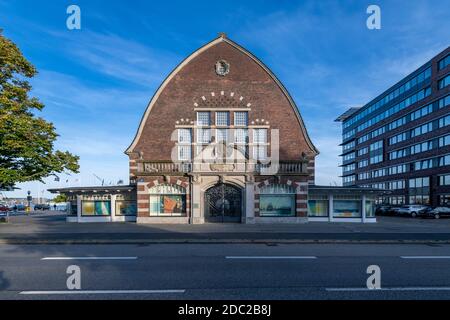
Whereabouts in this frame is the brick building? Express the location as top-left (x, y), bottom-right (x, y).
top-left (50, 34), bottom-right (381, 224)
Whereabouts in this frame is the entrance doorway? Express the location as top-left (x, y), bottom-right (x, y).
top-left (204, 183), bottom-right (242, 223)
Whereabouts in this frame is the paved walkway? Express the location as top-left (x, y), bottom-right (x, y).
top-left (1, 212), bottom-right (450, 244)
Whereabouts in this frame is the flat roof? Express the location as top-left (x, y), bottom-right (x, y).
top-left (309, 185), bottom-right (389, 194)
top-left (334, 107), bottom-right (362, 122)
top-left (47, 185), bottom-right (136, 194)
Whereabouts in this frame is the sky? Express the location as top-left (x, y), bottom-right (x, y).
top-left (0, 0), bottom-right (449, 199)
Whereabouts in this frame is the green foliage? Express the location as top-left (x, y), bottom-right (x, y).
top-left (0, 31), bottom-right (79, 189)
top-left (53, 194), bottom-right (68, 203)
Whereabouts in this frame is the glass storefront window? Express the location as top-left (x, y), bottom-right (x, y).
top-left (149, 184), bottom-right (187, 217)
top-left (116, 200), bottom-right (137, 216)
top-left (260, 195), bottom-right (295, 217)
top-left (333, 200), bottom-right (361, 218)
top-left (81, 201), bottom-right (111, 216)
top-left (149, 194), bottom-right (186, 216)
top-left (365, 200), bottom-right (375, 218)
top-left (308, 200), bottom-right (329, 217)
top-left (69, 201), bottom-right (77, 216)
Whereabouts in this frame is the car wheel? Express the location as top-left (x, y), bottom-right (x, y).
top-left (434, 214), bottom-right (440, 219)
top-left (411, 212), bottom-right (417, 218)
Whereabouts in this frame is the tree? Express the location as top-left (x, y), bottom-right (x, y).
top-left (0, 31), bottom-right (79, 189)
top-left (53, 194), bottom-right (68, 203)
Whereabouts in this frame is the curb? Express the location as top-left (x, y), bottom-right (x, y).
top-left (2, 239), bottom-right (450, 245)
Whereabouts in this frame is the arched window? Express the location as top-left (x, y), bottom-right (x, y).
top-left (259, 184), bottom-right (295, 217)
top-left (149, 184), bottom-right (186, 217)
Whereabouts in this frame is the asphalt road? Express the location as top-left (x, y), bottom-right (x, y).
top-left (3, 243), bottom-right (450, 300)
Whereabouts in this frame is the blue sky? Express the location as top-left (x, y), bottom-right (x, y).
top-left (1, 0), bottom-right (449, 198)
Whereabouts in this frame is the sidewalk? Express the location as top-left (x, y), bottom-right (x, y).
top-left (2, 213), bottom-right (450, 244)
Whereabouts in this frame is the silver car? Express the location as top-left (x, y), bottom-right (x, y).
top-left (396, 205), bottom-right (429, 218)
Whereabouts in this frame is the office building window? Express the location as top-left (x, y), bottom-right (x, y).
top-left (439, 135), bottom-right (450, 147)
top-left (358, 159), bottom-right (369, 168)
top-left (370, 154), bottom-right (383, 164)
top-left (411, 122), bottom-right (432, 138)
top-left (357, 147), bottom-right (369, 156)
top-left (439, 174), bottom-right (450, 186)
top-left (410, 104), bottom-right (433, 121)
top-left (439, 115), bottom-right (450, 128)
top-left (370, 140), bottom-right (383, 152)
top-left (439, 154), bottom-right (450, 167)
top-left (439, 75), bottom-right (450, 89)
top-left (389, 132), bottom-right (407, 145)
top-left (439, 54), bottom-right (450, 70)
top-left (439, 95), bottom-right (450, 109)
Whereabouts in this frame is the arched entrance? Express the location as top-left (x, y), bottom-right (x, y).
top-left (204, 183), bottom-right (242, 223)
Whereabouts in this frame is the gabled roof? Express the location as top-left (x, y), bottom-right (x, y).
top-left (125, 33), bottom-right (319, 155)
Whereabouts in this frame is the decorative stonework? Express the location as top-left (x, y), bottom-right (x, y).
top-left (215, 60), bottom-right (230, 76)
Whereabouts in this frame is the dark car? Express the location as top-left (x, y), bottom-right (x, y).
top-left (375, 205), bottom-right (393, 216)
top-left (419, 206), bottom-right (450, 219)
top-left (0, 205), bottom-right (9, 212)
top-left (34, 204), bottom-right (50, 211)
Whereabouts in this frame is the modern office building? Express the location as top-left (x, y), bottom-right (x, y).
top-left (49, 34), bottom-right (381, 224)
top-left (336, 47), bottom-right (450, 207)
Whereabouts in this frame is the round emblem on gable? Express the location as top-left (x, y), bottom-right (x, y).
top-left (215, 60), bottom-right (230, 76)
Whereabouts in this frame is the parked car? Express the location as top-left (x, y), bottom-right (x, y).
top-left (0, 204), bottom-right (9, 212)
top-left (34, 204), bottom-right (50, 211)
top-left (375, 205), bottom-right (394, 216)
top-left (419, 206), bottom-right (450, 219)
top-left (396, 205), bottom-right (429, 218)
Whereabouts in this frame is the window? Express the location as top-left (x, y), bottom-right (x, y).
top-left (439, 54), bottom-right (450, 70)
top-left (234, 112), bottom-right (248, 126)
top-left (372, 168), bottom-right (386, 178)
top-left (215, 128), bottom-right (228, 142)
top-left (357, 147), bottom-right (369, 156)
top-left (439, 154), bottom-right (450, 167)
top-left (388, 164), bottom-right (407, 175)
top-left (308, 196), bottom-right (329, 217)
top-left (358, 134), bottom-right (370, 144)
top-left (371, 126), bottom-right (385, 138)
top-left (414, 159), bottom-right (433, 171)
top-left (343, 129), bottom-right (355, 140)
top-left (439, 75), bottom-right (450, 89)
top-left (439, 95), bottom-right (450, 109)
top-left (343, 68), bottom-right (431, 130)
top-left (343, 152), bottom-right (355, 162)
top-left (343, 175), bottom-right (355, 185)
top-left (333, 195), bottom-right (361, 218)
top-left (178, 128), bottom-right (192, 161)
top-left (259, 184), bottom-right (296, 217)
top-left (149, 184), bottom-right (186, 217)
top-left (439, 175), bottom-right (450, 186)
top-left (343, 140), bottom-right (355, 152)
top-left (197, 128), bottom-right (211, 143)
top-left (365, 199), bottom-right (376, 218)
top-left (216, 112), bottom-right (230, 126)
top-left (253, 146), bottom-right (267, 160)
top-left (358, 172), bottom-right (370, 180)
top-left (370, 154), bottom-right (383, 164)
top-left (370, 140), bottom-right (383, 152)
top-left (410, 104), bottom-right (433, 121)
top-left (440, 195), bottom-right (450, 206)
top-left (343, 163), bottom-right (356, 173)
top-left (253, 129), bottom-right (267, 143)
top-left (439, 115), bottom-right (450, 128)
top-left (410, 141), bottom-right (433, 155)
top-left (358, 159), bottom-right (369, 168)
top-left (388, 116), bottom-right (407, 131)
top-left (234, 128), bottom-right (248, 144)
top-left (115, 201), bottom-right (137, 216)
top-left (389, 132), bottom-right (407, 145)
top-left (197, 111), bottom-right (211, 126)
top-left (388, 180), bottom-right (405, 190)
top-left (411, 122), bottom-right (432, 137)
top-left (81, 201), bottom-right (111, 216)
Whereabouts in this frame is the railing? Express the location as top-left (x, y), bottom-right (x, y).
top-left (138, 161), bottom-right (308, 175)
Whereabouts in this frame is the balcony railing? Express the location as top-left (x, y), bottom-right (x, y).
top-left (137, 161), bottom-right (308, 175)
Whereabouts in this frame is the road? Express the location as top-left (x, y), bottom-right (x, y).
top-left (2, 243), bottom-right (450, 299)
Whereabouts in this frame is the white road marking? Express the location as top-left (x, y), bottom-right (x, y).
top-left (400, 256), bottom-right (450, 259)
top-left (41, 257), bottom-right (138, 261)
top-left (225, 256), bottom-right (317, 259)
top-left (19, 289), bottom-right (185, 295)
top-left (327, 287), bottom-right (450, 292)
